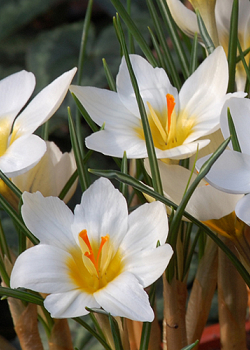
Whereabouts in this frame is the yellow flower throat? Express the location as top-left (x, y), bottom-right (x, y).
top-left (136, 94), bottom-right (196, 151)
top-left (67, 229), bottom-right (123, 293)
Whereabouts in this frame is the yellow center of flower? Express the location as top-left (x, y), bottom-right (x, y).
top-left (66, 229), bottom-right (123, 293)
top-left (0, 117), bottom-right (12, 157)
top-left (135, 94), bottom-right (196, 153)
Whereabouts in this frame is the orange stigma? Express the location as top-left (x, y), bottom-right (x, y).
top-left (79, 229), bottom-right (109, 276)
top-left (166, 94), bottom-right (175, 133)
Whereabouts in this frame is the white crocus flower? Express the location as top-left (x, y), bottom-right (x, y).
top-left (166, 0), bottom-right (250, 90)
top-left (12, 141), bottom-right (77, 203)
top-left (10, 178), bottom-right (173, 321)
top-left (196, 97), bottom-right (250, 225)
top-left (70, 47), bottom-right (238, 161)
top-left (0, 68), bottom-right (76, 177)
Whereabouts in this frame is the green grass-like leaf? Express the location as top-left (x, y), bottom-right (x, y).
top-left (227, 0), bottom-right (238, 92)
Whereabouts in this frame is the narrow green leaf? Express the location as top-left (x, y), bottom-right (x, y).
top-left (0, 256), bottom-right (10, 287)
top-left (227, 107), bottom-right (241, 152)
top-left (182, 228), bottom-right (201, 280)
top-left (109, 314), bottom-right (124, 350)
top-left (155, 0), bottom-right (190, 79)
top-left (237, 39), bottom-right (250, 90)
top-left (59, 169), bottom-right (78, 201)
top-left (236, 46), bottom-right (250, 63)
top-left (110, 0), bottom-right (158, 67)
top-left (0, 170), bottom-right (22, 199)
top-left (114, 14), bottom-right (163, 195)
top-left (71, 93), bottom-right (99, 133)
top-left (181, 340), bottom-right (199, 350)
top-left (146, 0), bottom-right (182, 89)
top-left (68, 107), bottom-right (90, 191)
top-left (0, 286), bottom-right (44, 305)
top-left (76, 0), bottom-right (94, 156)
top-left (73, 317), bottom-right (112, 350)
top-left (126, 0), bottom-right (135, 54)
top-left (120, 152), bottom-right (128, 198)
top-left (102, 58), bottom-right (117, 92)
top-left (0, 219), bottom-right (11, 262)
top-left (196, 10), bottom-right (215, 54)
top-left (41, 120), bottom-right (49, 141)
top-left (189, 32), bottom-right (198, 75)
top-left (227, 0), bottom-right (238, 92)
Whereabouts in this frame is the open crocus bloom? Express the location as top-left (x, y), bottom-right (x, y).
top-left (196, 97), bottom-right (250, 225)
top-left (0, 67), bottom-right (76, 177)
top-left (166, 0), bottom-right (250, 90)
top-left (12, 141), bottom-right (77, 203)
top-left (10, 178), bottom-right (173, 321)
top-left (70, 47), bottom-right (236, 161)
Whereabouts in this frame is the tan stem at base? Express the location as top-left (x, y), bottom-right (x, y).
top-left (218, 237), bottom-right (247, 350)
top-left (48, 319), bottom-right (74, 350)
top-left (163, 276), bottom-right (187, 350)
top-left (186, 238), bottom-right (218, 346)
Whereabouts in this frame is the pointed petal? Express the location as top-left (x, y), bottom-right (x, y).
top-left (44, 289), bottom-right (99, 318)
top-left (196, 150), bottom-right (250, 194)
top-left (10, 245), bottom-right (73, 293)
top-left (117, 55), bottom-right (178, 117)
top-left (179, 47), bottom-right (228, 131)
top-left (0, 134), bottom-right (46, 177)
top-left (72, 178), bottom-right (128, 249)
top-left (235, 194), bottom-right (250, 226)
top-left (0, 70), bottom-right (35, 121)
top-left (94, 272), bottom-right (154, 321)
top-left (123, 244), bottom-right (173, 287)
top-left (121, 201), bottom-right (168, 254)
top-left (166, 0), bottom-right (200, 38)
top-left (70, 85), bottom-right (139, 128)
top-left (13, 68), bottom-right (77, 138)
top-left (21, 191), bottom-right (75, 249)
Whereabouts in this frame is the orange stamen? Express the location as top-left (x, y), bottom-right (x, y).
top-left (166, 94), bottom-right (175, 133)
top-left (79, 230), bottom-right (109, 276)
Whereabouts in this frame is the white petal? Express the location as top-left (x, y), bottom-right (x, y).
top-left (21, 191), bottom-right (75, 249)
top-left (86, 130), bottom-right (148, 158)
top-left (117, 55), bottom-right (178, 118)
top-left (179, 47), bottom-right (228, 128)
top-left (72, 178), bottom-right (128, 249)
top-left (44, 289), bottom-right (99, 318)
top-left (123, 244), bottom-right (173, 287)
top-left (121, 201), bottom-right (168, 254)
top-left (0, 70), bottom-right (35, 121)
top-left (0, 135), bottom-right (46, 177)
top-left (235, 194), bottom-right (250, 226)
top-left (94, 272), bottom-right (154, 322)
top-left (13, 68), bottom-right (77, 138)
top-left (166, 0), bottom-right (200, 38)
top-left (10, 245), bottom-right (73, 293)
top-left (220, 97), bottom-right (250, 154)
top-left (70, 85), bottom-right (139, 128)
top-left (196, 150), bottom-right (250, 194)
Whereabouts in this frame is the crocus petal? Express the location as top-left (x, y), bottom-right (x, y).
top-left (121, 201), bottom-right (168, 253)
top-left (0, 70), bottom-right (35, 121)
top-left (0, 134), bottom-right (46, 177)
top-left (44, 289), bottom-right (99, 318)
top-left (11, 245), bottom-right (74, 293)
top-left (220, 97), bottom-right (250, 154)
top-left (179, 47), bottom-right (228, 138)
top-left (166, 0), bottom-right (200, 38)
top-left (72, 178), bottom-right (128, 249)
top-left (123, 244), bottom-right (173, 288)
top-left (21, 191), bottom-right (75, 250)
top-left (117, 55), bottom-right (178, 118)
top-left (196, 150), bottom-right (250, 194)
top-left (13, 67), bottom-right (77, 139)
top-left (235, 194), bottom-right (250, 226)
top-left (94, 272), bottom-right (154, 322)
